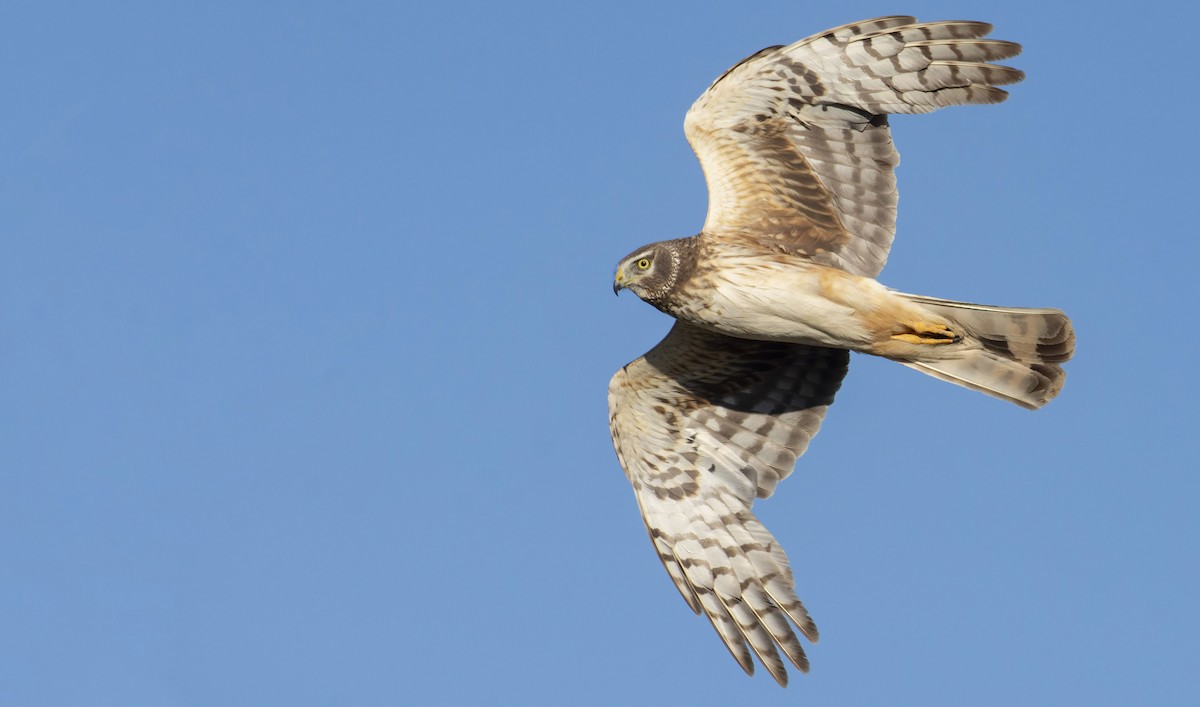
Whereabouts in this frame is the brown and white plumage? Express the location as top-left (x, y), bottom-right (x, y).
top-left (687, 16), bottom-right (1023, 277)
top-left (609, 323), bottom-right (847, 685)
top-left (609, 16), bottom-right (1074, 687)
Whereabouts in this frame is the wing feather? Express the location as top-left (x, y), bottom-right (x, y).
top-left (685, 16), bottom-right (1024, 277)
top-left (608, 322), bottom-right (848, 685)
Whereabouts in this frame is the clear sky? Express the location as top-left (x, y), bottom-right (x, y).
top-left (3, 1), bottom-right (1197, 705)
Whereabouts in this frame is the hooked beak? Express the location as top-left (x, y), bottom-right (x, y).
top-left (613, 270), bottom-right (625, 296)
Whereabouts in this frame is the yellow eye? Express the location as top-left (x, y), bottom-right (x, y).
top-left (637, 258), bottom-right (651, 270)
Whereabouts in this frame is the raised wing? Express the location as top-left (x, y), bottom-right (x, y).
top-left (686, 16), bottom-right (1023, 277)
top-left (608, 322), bottom-right (848, 686)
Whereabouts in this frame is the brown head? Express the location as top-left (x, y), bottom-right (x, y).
top-left (612, 237), bottom-right (698, 307)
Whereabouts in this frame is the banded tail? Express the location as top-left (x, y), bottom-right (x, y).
top-left (898, 294), bottom-right (1075, 410)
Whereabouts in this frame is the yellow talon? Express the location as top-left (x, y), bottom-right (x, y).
top-left (891, 321), bottom-right (961, 345)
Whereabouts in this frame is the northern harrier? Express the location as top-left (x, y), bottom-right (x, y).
top-left (608, 17), bottom-right (1074, 686)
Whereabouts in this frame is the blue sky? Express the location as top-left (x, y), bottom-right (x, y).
top-left (3, 1), bottom-right (1197, 705)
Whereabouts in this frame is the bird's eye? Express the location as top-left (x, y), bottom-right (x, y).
top-left (637, 258), bottom-right (651, 270)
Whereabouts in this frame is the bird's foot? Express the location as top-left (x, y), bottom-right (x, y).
top-left (891, 321), bottom-right (961, 345)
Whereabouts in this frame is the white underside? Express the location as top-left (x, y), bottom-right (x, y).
top-left (686, 261), bottom-right (894, 349)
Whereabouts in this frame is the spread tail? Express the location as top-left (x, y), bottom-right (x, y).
top-left (897, 294), bottom-right (1075, 410)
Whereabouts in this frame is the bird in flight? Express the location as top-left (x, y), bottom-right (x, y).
top-left (608, 16), bottom-right (1074, 687)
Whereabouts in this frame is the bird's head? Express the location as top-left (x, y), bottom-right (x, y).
top-left (613, 240), bottom-right (687, 303)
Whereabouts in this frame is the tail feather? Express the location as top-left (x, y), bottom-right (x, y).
top-left (897, 294), bottom-right (1075, 409)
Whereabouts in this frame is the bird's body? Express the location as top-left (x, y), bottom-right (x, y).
top-left (620, 238), bottom-right (1071, 407)
top-left (608, 15), bottom-right (1074, 687)
top-left (656, 244), bottom-right (929, 350)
